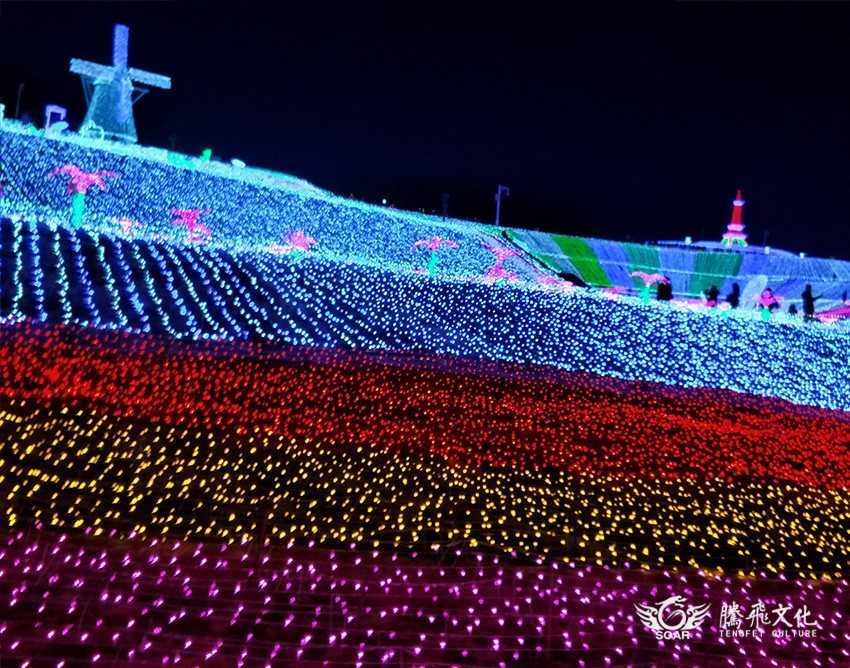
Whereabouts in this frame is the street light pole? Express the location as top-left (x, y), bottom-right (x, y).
top-left (495, 184), bottom-right (510, 227)
top-left (14, 83), bottom-right (24, 119)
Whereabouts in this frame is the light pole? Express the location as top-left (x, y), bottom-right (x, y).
top-left (14, 83), bottom-right (24, 119)
top-left (495, 184), bottom-right (510, 227)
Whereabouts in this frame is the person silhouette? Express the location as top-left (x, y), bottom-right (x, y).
top-left (706, 285), bottom-right (720, 307)
top-left (801, 284), bottom-right (820, 321)
top-left (726, 283), bottom-right (740, 309)
top-left (656, 277), bottom-right (673, 301)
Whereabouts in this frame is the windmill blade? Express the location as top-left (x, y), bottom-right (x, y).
top-left (128, 67), bottom-right (172, 90)
top-left (113, 24), bottom-right (129, 68)
top-left (70, 59), bottom-right (114, 80)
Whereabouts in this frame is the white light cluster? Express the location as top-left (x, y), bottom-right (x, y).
top-left (0, 129), bottom-right (535, 280)
top-left (1, 217), bottom-right (849, 411)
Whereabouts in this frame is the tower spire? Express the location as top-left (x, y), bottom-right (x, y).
top-left (721, 189), bottom-right (747, 247)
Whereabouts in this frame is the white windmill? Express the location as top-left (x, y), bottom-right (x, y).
top-left (70, 24), bottom-right (171, 143)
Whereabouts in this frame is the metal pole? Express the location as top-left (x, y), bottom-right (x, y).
top-left (14, 83), bottom-right (24, 119)
top-left (495, 184), bottom-right (510, 227)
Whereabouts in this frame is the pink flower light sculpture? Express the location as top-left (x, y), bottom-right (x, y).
top-left (482, 243), bottom-right (522, 284)
top-left (49, 165), bottom-right (117, 227)
top-left (412, 236), bottom-right (459, 276)
top-left (630, 271), bottom-right (670, 304)
top-left (484, 264), bottom-right (520, 284)
top-left (49, 165), bottom-right (116, 195)
top-left (753, 289), bottom-right (783, 321)
top-left (630, 271), bottom-right (669, 288)
top-left (171, 208), bottom-right (212, 244)
top-left (270, 230), bottom-right (318, 256)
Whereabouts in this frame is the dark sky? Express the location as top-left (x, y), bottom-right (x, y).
top-left (2, 1), bottom-right (850, 258)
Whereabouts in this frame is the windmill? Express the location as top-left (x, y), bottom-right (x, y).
top-left (70, 24), bottom-right (171, 143)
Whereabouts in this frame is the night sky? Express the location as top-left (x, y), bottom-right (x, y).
top-left (2, 1), bottom-right (850, 258)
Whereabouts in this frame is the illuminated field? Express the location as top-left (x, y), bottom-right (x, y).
top-left (0, 126), bottom-right (848, 665)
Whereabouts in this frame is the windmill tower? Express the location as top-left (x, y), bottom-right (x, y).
top-left (70, 24), bottom-right (171, 143)
top-left (721, 189), bottom-right (747, 247)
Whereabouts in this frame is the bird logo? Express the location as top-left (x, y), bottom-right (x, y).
top-left (634, 595), bottom-right (711, 639)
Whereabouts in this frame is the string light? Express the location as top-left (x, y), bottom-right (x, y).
top-left (0, 529), bottom-right (843, 665)
top-left (0, 324), bottom-right (848, 580)
top-left (0, 121), bottom-right (848, 667)
top-left (0, 218), bottom-right (848, 408)
top-left (0, 126), bottom-right (528, 279)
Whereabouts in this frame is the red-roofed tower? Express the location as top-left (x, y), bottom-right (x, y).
top-left (721, 189), bottom-right (747, 247)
